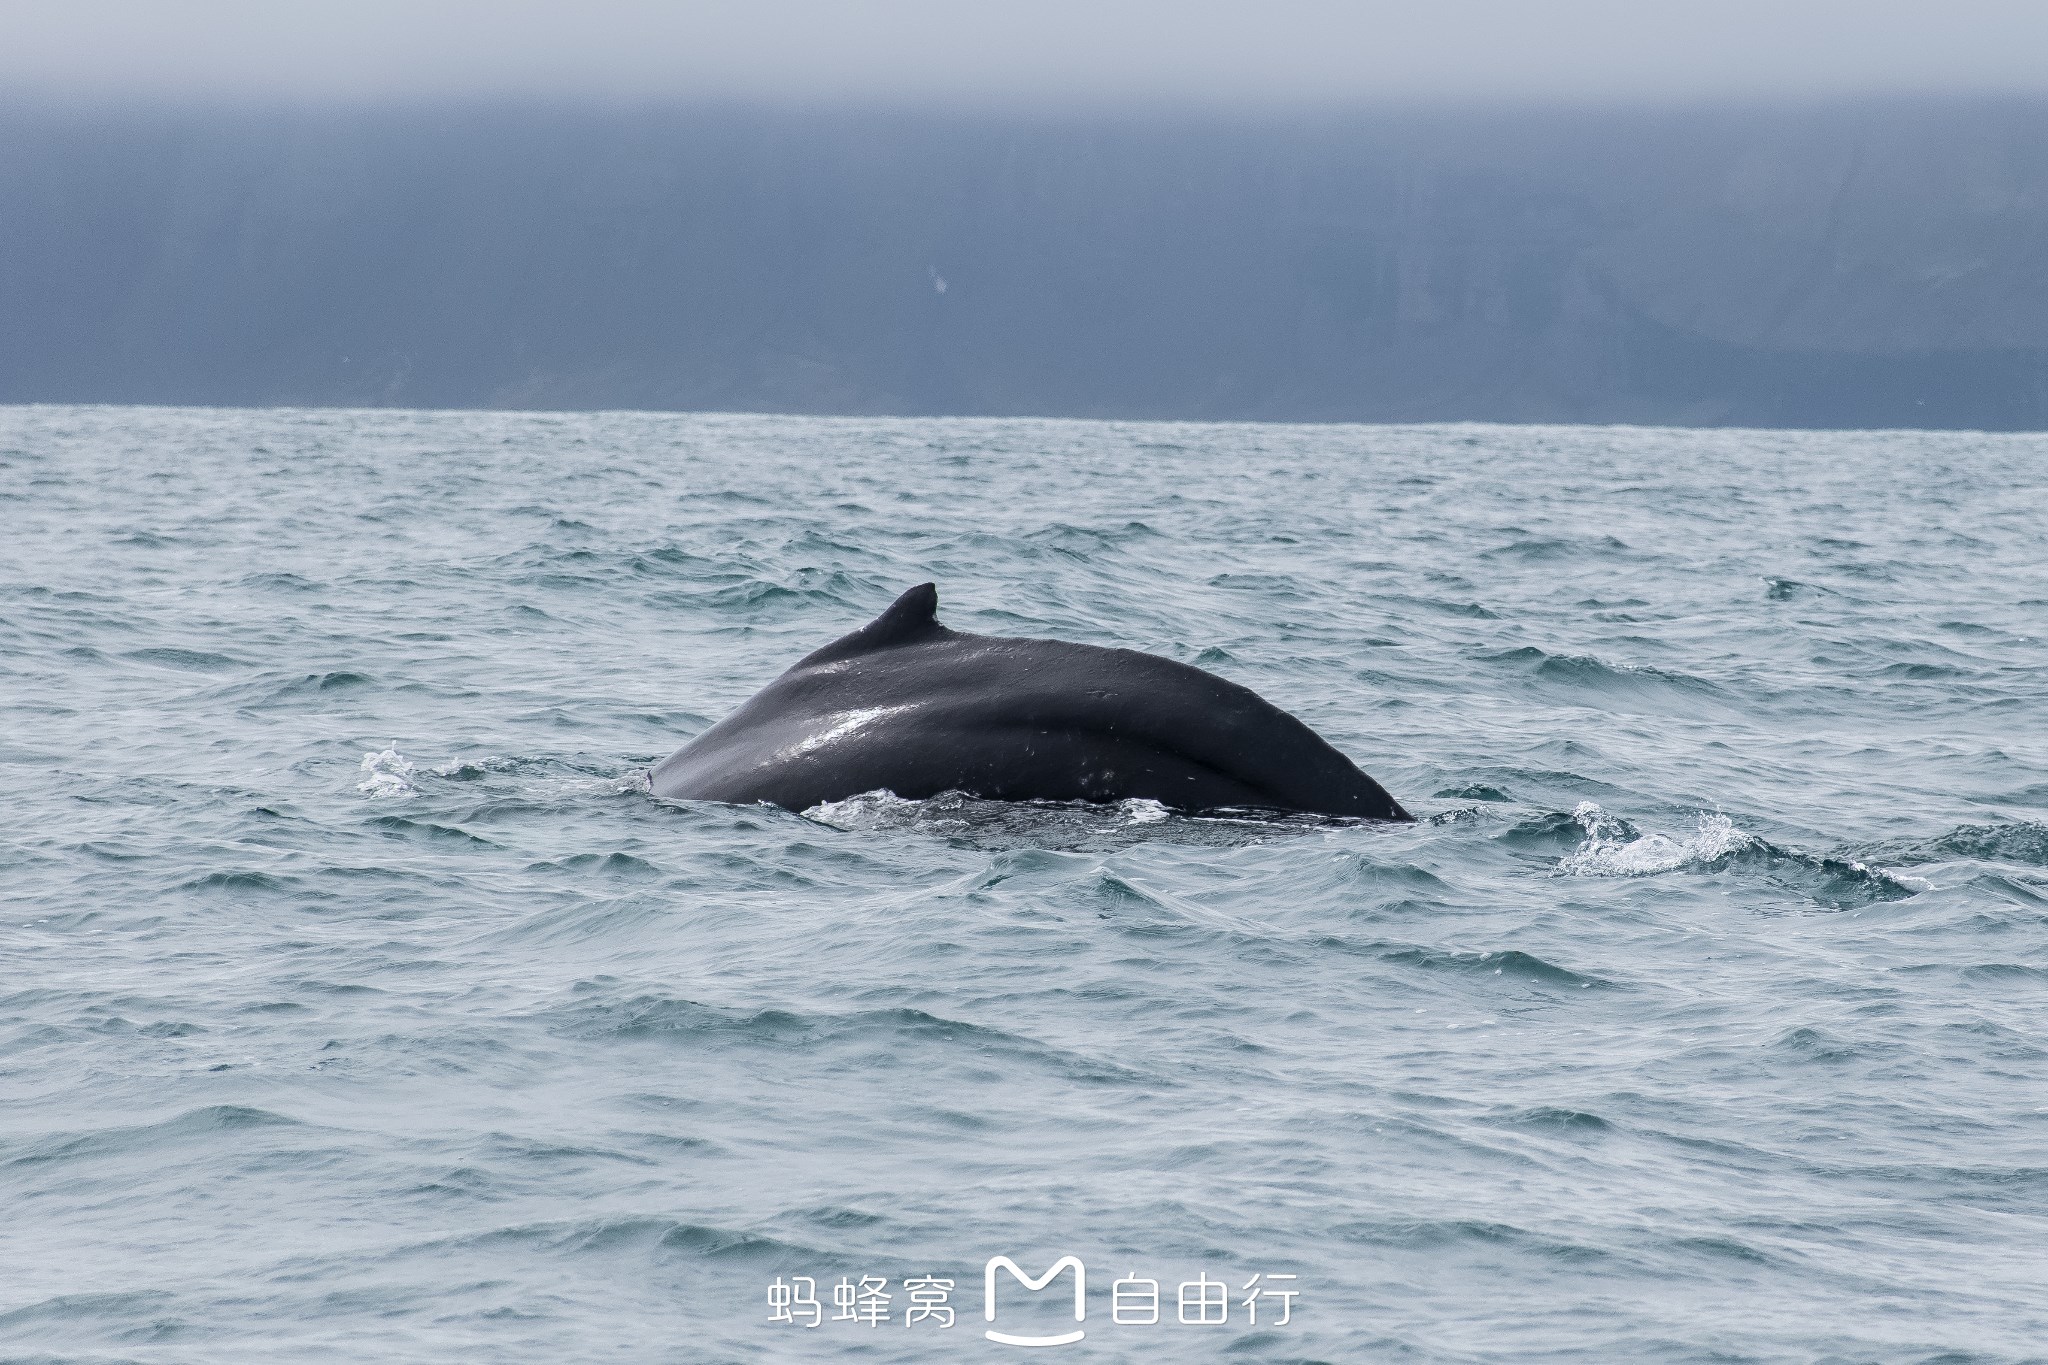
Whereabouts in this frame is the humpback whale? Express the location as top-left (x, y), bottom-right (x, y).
top-left (651, 583), bottom-right (1411, 820)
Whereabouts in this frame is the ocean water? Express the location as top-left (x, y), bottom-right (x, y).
top-left (3, 404), bottom-right (2046, 1364)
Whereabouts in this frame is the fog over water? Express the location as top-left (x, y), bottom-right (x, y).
top-left (6, 2), bottom-right (2045, 427)
top-left (5, 95), bottom-right (2046, 428)
top-left (9, 1), bottom-right (2048, 104)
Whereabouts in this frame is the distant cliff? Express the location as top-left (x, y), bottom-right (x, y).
top-left (3, 99), bottom-right (2044, 428)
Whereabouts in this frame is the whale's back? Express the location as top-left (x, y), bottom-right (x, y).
top-left (651, 584), bottom-right (1409, 820)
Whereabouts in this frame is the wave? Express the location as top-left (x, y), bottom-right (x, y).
top-left (1492, 1105), bottom-right (1615, 1133)
top-left (1434, 783), bottom-right (1514, 802)
top-left (395, 1214), bottom-right (814, 1265)
top-left (1555, 803), bottom-right (1920, 907)
top-left (800, 787), bottom-right (1323, 852)
top-left (1479, 646), bottom-right (1733, 715)
top-left (121, 645), bottom-right (245, 672)
top-left (0, 1288), bottom-right (180, 1334)
top-left (810, 788), bottom-right (1165, 831)
top-left (1480, 533), bottom-right (1633, 561)
top-left (1025, 520), bottom-right (1162, 555)
top-left (1848, 821), bottom-right (2048, 868)
top-left (527, 851), bottom-right (662, 877)
top-left (1334, 1214), bottom-right (1618, 1262)
top-left (1763, 576), bottom-right (1838, 600)
top-left (358, 744), bottom-right (416, 795)
top-left (542, 990), bottom-right (1151, 1086)
top-left (1972, 781), bottom-right (2048, 810)
top-left (1557, 803), bottom-right (1750, 876)
top-left (354, 747), bottom-right (651, 813)
top-left (364, 814), bottom-right (500, 847)
top-left (1362, 943), bottom-right (1615, 990)
top-left (5, 1105), bottom-right (304, 1171)
top-left (177, 869), bottom-right (297, 894)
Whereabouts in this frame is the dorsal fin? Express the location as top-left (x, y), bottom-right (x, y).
top-left (796, 582), bottom-right (945, 667)
top-left (868, 582), bottom-right (939, 640)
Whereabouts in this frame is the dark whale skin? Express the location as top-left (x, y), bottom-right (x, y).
top-left (651, 583), bottom-right (1411, 820)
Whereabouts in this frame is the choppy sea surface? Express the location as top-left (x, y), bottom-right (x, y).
top-left (3, 405), bottom-right (2047, 1364)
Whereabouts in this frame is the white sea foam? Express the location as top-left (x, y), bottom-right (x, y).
top-left (807, 789), bottom-right (1176, 833)
top-left (803, 787), bottom-right (931, 829)
top-left (357, 744), bottom-right (417, 796)
top-left (1119, 798), bottom-right (1170, 824)
top-left (1557, 801), bottom-right (1750, 877)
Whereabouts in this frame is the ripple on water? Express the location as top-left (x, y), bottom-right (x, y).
top-left (1555, 803), bottom-right (1921, 907)
top-left (6, 409), bottom-right (2047, 1363)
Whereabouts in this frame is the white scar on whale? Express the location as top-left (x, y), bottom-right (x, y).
top-left (781, 705), bottom-right (914, 759)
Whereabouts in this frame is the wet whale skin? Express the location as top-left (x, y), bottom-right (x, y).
top-left (652, 584), bottom-right (1411, 821)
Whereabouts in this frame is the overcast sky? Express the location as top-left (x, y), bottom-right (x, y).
top-left (5, 0), bottom-right (2046, 107)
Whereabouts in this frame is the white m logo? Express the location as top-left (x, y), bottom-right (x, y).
top-left (983, 1255), bottom-right (1086, 1347)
